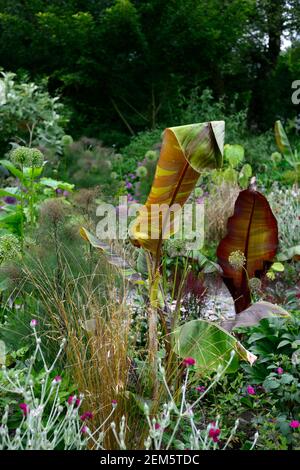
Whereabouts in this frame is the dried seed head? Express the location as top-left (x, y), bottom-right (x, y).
top-left (248, 277), bottom-right (262, 293)
top-left (228, 250), bottom-right (246, 270)
top-left (39, 199), bottom-right (66, 226)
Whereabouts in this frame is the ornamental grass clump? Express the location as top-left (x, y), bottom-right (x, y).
top-left (0, 321), bottom-right (116, 450)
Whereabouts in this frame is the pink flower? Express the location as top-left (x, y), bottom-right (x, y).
top-left (75, 397), bottom-right (81, 407)
top-left (208, 424), bottom-right (221, 442)
top-left (52, 375), bottom-right (62, 384)
top-left (67, 395), bottom-right (75, 405)
top-left (182, 357), bottom-right (196, 367)
top-left (19, 403), bottom-right (29, 416)
top-left (277, 367), bottom-right (284, 375)
top-left (80, 411), bottom-right (93, 421)
top-left (111, 400), bottom-right (117, 408)
top-left (289, 420), bottom-right (300, 429)
top-left (30, 319), bottom-right (38, 328)
top-left (154, 423), bottom-right (161, 430)
top-left (246, 385), bottom-right (256, 396)
top-left (195, 386), bottom-right (206, 393)
top-left (80, 425), bottom-right (88, 434)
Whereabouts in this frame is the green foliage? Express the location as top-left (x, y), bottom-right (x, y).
top-left (173, 319), bottom-right (249, 374)
top-left (0, 72), bottom-right (68, 155)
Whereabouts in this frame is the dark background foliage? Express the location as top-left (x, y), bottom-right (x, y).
top-left (0, 0), bottom-right (299, 146)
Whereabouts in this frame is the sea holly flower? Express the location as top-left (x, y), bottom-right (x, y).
top-left (289, 420), bottom-right (300, 429)
top-left (182, 357), bottom-right (196, 367)
top-left (246, 385), bottom-right (256, 396)
top-left (19, 403), bottom-right (29, 417)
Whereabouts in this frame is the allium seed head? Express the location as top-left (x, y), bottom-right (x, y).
top-left (228, 250), bottom-right (246, 270)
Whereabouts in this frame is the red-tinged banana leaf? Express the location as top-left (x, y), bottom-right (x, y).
top-left (217, 188), bottom-right (278, 313)
top-left (130, 121), bottom-right (225, 256)
top-left (80, 227), bottom-right (142, 284)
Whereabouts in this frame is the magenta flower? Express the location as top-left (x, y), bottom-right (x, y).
top-left (154, 423), bottom-right (161, 430)
top-left (80, 425), bottom-right (88, 434)
top-left (30, 319), bottom-right (38, 328)
top-left (182, 357), bottom-right (196, 367)
top-left (277, 367), bottom-right (284, 375)
top-left (19, 403), bottom-right (29, 417)
top-left (208, 424), bottom-right (221, 442)
top-left (67, 395), bottom-right (75, 405)
top-left (111, 400), bottom-right (117, 408)
top-left (246, 385), bottom-right (256, 396)
top-left (53, 375), bottom-right (62, 384)
top-left (80, 411), bottom-right (93, 421)
top-left (289, 420), bottom-right (300, 429)
top-left (195, 386), bottom-right (206, 393)
top-left (75, 397), bottom-right (81, 407)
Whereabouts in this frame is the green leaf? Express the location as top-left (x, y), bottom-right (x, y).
top-left (40, 177), bottom-right (74, 191)
top-left (274, 121), bottom-right (293, 159)
top-left (224, 144), bottom-right (245, 168)
top-left (271, 262), bottom-right (284, 272)
top-left (0, 187), bottom-right (21, 200)
top-left (80, 227), bottom-right (142, 284)
top-left (277, 340), bottom-right (291, 349)
top-left (277, 246), bottom-right (300, 261)
top-left (172, 319), bottom-right (256, 374)
top-left (0, 159), bottom-right (24, 181)
top-left (0, 340), bottom-right (5, 365)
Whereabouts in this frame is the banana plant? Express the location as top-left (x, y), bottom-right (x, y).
top-left (130, 121), bottom-right (226, 394)
top-left (217, 180), bottom-right (278, 313)
top-left (275, 120), bottom-right (300, 184)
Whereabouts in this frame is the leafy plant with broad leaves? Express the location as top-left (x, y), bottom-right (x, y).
top-left (274, 120), bottom-right (300, 185)
top-left (0, 72), bottom-right (68, 155)
top-left (217, 183), bottom-right (278, 313)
